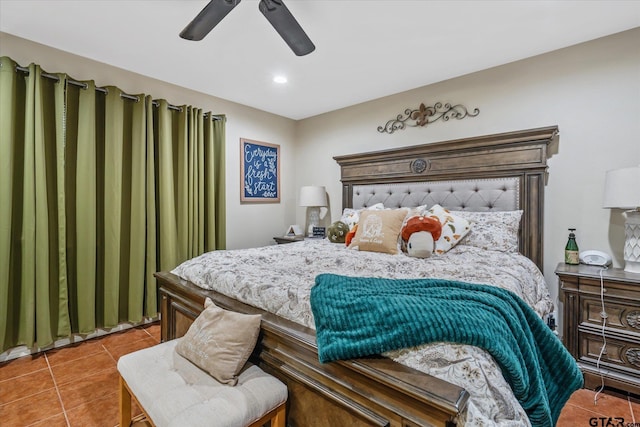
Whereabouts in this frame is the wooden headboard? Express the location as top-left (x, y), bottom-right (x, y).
top-left (333, 126), bottom-right (558, 271)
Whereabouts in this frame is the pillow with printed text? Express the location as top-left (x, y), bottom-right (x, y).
top-left (348, 208), bottom-right (408, 255)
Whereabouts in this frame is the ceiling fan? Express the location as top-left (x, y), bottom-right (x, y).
top-left (180, 0), bottom-right (316, 56)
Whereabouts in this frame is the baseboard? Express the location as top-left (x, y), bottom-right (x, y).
top-left (0, 317), bottom-right (159, 363)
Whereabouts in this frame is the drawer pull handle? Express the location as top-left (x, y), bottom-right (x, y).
top-left (626, 348), bottom-right (640, 368)
top-left (627, 311), bottom-right (640, 330)
top-left (600, 311), bottom-right (608, 319)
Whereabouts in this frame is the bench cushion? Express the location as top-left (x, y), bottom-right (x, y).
top-left (117, 339), bottom-right (287, 427)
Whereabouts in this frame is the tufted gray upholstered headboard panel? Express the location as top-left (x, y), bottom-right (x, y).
top-left (334, 125), bottom-right (559, 271)
top-left (352, 177), bottom-right (520, 212)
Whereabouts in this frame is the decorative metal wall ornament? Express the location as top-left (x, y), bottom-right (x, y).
top-left (377, 102), bottom-right (480, 134)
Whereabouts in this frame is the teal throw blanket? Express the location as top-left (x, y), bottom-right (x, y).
top-left (310, 274), bottom-right (583, 427)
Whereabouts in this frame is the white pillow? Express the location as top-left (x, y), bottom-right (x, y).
top-left (423, 205), bottom-right (472, 254)
top-left (454, 210), bottom-right (523, 252)
top-left (340, 202), bottom-right (384, 230)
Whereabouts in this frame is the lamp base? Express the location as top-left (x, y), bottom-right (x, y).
top-left (306, 207), bottom-right (320, 237)
top-left (624, 210), bottom-right (640, 274)
top-left (625, 261), bottom-right (640, 274)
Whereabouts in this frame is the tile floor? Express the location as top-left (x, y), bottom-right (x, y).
top-left (0, 323), bottom-right (159, 427)
top-left (558, 388), bottom-right (639, 427)
top-left (1, 323), bottom-right (638, 426)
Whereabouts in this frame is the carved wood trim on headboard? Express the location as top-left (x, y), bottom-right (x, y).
top-left (333, 126), bottom-right (559, 272)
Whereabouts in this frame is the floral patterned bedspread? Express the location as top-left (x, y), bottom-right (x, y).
top-left (172, 239), bottom-right (554, 426)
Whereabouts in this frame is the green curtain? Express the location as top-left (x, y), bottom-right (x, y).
top-left (65, 85), bottom-right (152, 331)
top-left (0, 56), bottom-right (226, 352)
top-left (0, 57), bottom-right (71, 349)
top-left (155, 101), bottom-right (226, 267)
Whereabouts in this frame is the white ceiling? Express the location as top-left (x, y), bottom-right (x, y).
top-left (1, 1), bottom-right (639, 120)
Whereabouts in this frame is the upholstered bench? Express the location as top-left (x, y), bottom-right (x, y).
top-left (118, 339), bottom-right (287, 427)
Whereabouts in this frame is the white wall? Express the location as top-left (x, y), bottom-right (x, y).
top-left (295, 28), bottom-right (640, 321)
top-left (0, 32), bottom-right (298, 250)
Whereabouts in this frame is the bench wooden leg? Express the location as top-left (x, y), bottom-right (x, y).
top-left (248, 401), bottom-right (287, 427)
top-left (119, 376), bottom-right (132, 427)
top-left (271, 402), bottom-right (286, 427)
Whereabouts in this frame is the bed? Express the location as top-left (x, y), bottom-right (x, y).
top-left (156, 125), bottom-right (572, 427)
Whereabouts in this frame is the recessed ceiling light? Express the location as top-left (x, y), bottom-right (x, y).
top-left (273, 75), bottom-right (288, 84)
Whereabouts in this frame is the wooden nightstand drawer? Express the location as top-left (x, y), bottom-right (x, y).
top-left (579, 279), bottom-right (640, 300)
top-left (580, 295), bottom-right (640, 337)
top-left (579, 330), bottom-right (640, 377)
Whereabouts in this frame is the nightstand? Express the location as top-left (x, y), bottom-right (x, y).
top-left (556, 263), bottom-right (640, 397)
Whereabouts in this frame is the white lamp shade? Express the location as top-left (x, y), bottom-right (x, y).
top-left (603, 166), bottom-right (640, 209)
top-left (299, 186), bottom-right (327, 207)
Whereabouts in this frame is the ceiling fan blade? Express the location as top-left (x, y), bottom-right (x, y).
top-left (180, 0), bottom-right (241, 41)
top-left (259, 0), bottom-right (315, 56)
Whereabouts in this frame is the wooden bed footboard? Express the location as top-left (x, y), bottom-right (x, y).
top-left (156, 271), bottom-right (469, 427)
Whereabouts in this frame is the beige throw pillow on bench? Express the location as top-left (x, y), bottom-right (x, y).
top-left (175, 297), bottom-right (262, 386)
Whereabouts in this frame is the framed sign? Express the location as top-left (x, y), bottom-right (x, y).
top-left (240, 138), bottom-right (280, 203)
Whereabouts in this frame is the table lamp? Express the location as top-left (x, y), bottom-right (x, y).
top-left (299, 186), bottom-right (327, 237)
top-left (603, 166), bottom-right (640, 273)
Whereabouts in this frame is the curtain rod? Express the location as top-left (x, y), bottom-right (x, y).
top-left (11, 64), bottom-right (223, 120)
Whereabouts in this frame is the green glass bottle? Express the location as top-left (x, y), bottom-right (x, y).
top-left (565, 228), bottom-right (579, 265)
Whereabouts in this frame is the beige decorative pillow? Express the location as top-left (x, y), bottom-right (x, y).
top-left (175, 298), bottom-right (261, 386)
top-left (349, 209), bottom-right (407, 254)
top-left (424, 204), bottom-right (472, 254)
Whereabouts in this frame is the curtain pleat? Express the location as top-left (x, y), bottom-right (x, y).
top-left (187, 109), bottom-right (197, 255)
top-left (68, 80), bottom-right (98, 333)
top-left (177, 106), bottom-right (189, 262)
top-left (18, 63), bottom-right (38, 345)
top-left (143, 96), bottom-right (158, 318)
top-left (50, 69), bottom-right (71, 339)
top-left (156, 100), bottom-right (179, 271)
top-left (126, 92), bottom-right (147, 323)
top-left (102, 88), bottom-right (124, 327)
top-left (185, 107), bottom-right (205, 256)
top-left (204, 117), bottom-right (216, 251)
top-left (0, 56), bottom-right (226, 352)
top-left (211, 116), bottom-right (226, 251)
top-left (196, 111), bottom-right (205, 254)
top-left (0, 56), bottom-right (21, 349)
